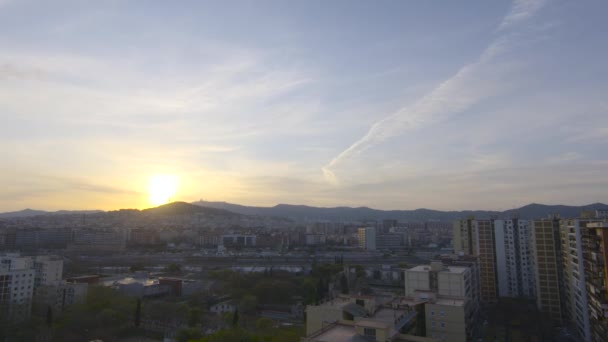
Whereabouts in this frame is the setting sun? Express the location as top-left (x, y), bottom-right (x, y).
top-left (148, 175), bottom-right (179, 206)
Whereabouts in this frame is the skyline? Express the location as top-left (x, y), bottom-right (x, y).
top-left (1, 0), bottom-right (608, 212)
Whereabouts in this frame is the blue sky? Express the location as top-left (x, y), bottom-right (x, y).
top-left (0, 0), bottom-right (607, 211)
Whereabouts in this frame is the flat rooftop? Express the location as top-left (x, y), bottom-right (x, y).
top-left (408, 265), bottom-right (467, 274)
top-left (433, 298), bottom-right (465, 306)
top-left (309, 324), bottom-right (367, 342)
top-left (374, 308), bottom-right (407, 322)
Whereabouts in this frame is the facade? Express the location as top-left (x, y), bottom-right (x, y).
top-left (221, 234), bottom-right (256, 247)
top-left (560, 217), bottom-right (601, 342)
top-left (530, 218), bottom-right (564, 324)
top-left (129, 228), bottom-right (160, 245)
top-left (33, 281), bottom-right (87, 314)
top-left (377, 233), bottom-right (405, 250)
top-left (472, 220), bottom-right (498, 303)
top-left (494, 219), bottom-right (536, 298)
top-left (69, 229), bottom-right (126, 251)
top-left (453, 218), bottom-right (474, 255)
top-left (0, 254), bottom-right (36, 322)
top-left (358, 227), bottom-right (376, 251)
top-left (34, 255), bottom-right (63, 287)
top-left (404, 262), bottom-right (479, 342)
top-left (582, 221), bottom-right (608, 342)
top-left (305, 295), bottom-right (420, 341)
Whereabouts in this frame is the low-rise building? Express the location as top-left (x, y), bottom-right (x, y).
top-left (404, 261), bottom-right (479, 342)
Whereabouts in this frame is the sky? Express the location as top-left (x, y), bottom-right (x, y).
top-left (1, 0), bottom-right (607, 212)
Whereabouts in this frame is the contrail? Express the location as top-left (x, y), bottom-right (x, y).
top-left (322, 0), bottom-right (547, 183)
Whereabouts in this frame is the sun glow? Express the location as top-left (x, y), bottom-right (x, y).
top-left (148, 175), bottom-right (179, 206)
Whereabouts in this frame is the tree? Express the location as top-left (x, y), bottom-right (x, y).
top-left (46, 305), bottom-right (53, 328)
top-left (134, 298), bottom-right (141, 327)
top-left (340, 273), bottom-right (349, 294)
top-left (239, 295), bottom-right (258, 315)
top-left (188, 308), bottom-right (201, 327)
top-left (232, 309), bottom-right (239, 328)
top-left (255, 317), bottom-right (273, 332)
top-left (165, 263), bottom-right (182, 273)
top-left (176, 327), bottom-right (202, 342)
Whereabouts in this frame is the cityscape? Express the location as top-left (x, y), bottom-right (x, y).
top-left (1, 202), bottom-right (608, 341)
top-left (1, 0), bottom-right (608, 342)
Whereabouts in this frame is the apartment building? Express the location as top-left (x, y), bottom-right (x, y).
top-left (560, 216), bottom-right (601, 342)
top-left (530, 217), bottom-right (564, 324)
top-left (404, 262), bottom-right (479, 342)
top-left (358, 227), bottom-right (377, 251)
top-left (34, 255), bottom-right (63, 287)
top-left (453, 218), bottom-right (474, 256)
top-left (0, 254), bottom-right (36, 322)
top-left (304, 295), bottom-right (423, 342)
top-left (494, 219), bottom-right (536, 298)
top-left (582, 221), bottom-right (608, 342)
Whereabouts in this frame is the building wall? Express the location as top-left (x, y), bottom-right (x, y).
top-left (358, 228), bottom-right (376, 251)
top-left (453, 219), bottom-right (474, 255)
top-left (0, 255), bottom-right (36, 322)
top-left (493, 219), bottom-right (535, 298)
top-left (405, 270), bottom-right (431, 297)
top-left (473, 220), bottom-right (498, 303)
top-left (305, 304), bottom-right (344, 335)
top-left (437, 270), bottom-right (467, 298)
top-left (582, 222), bottom-right (608, 342)
top-left (531, 218), bottom-right (564, 324)
top-left (425, 303), bottom-right (467, 342)
top-left (561, 219), bottom-right (593, 342)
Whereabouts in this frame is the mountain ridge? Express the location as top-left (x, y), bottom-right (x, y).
top-left (192, 200), bottom-right (608, 221)
top-left (2, 201), bottom-right (607, 221)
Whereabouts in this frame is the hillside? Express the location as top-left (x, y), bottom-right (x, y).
top-left (142, 201), bottom-right (238, 217)
top-left (192, 200), bottom-right (608, 222)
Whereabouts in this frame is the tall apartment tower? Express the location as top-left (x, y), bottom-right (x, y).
top-left (581, 221), bottom-right (608, 342)
top-left (530, 217), bottom-right (565, 324)
top-left (472, 219), bottom-right (498, 303)
top-left (560, 216), bottom-right (604, 342)
top-left (357, 227), bottom-right (376, 251)
top-left (453, 218), bottom-right (475, 255)
top-left (494, 219), bottom-right (536, 298)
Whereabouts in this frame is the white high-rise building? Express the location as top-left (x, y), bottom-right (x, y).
top-left (494, 219), bottom-right (536, 298)
top-left (34, 255), bottom-right (63, 287)
top-left (358, 227), bottom-right (376, 250)
top-left (0, 254), bottom-right (36, 322)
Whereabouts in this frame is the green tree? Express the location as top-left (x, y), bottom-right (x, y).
top-left (176, 327), bottom-right (202, 342)
top-left (255, 317), bottom-right (273, 332)
top-left (340, 273), bottom-right (349, 294)
top-left (46, 305), bottom-right (53, 328)
top-left (188, 307), bottom-right (201, 327)
top-left (134, 298), bottom-right (141, 327)
top-left (239, 295), bottom-right (258, 315)
top-left (232, 309), bottom-right (239, 328)
top-left (165, 263), bottom-right (182, 273)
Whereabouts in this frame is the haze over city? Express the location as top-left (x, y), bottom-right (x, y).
top-left (1, 0), bottom-right (607, 212)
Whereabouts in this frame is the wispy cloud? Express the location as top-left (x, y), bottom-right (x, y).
top-left (322, 0), bottom-right (547, 183)
top-left (499, 0), bottom-right (547, 31)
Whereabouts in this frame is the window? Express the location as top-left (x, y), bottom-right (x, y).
top-left (363, 328), bottom-right (376, 337)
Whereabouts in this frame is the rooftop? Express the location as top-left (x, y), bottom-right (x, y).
top-left (408, 265), bottom-right (467, 274)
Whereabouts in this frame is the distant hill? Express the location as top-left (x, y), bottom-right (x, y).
top-left (142, 201), bottom-right (238, 217)
top-left (192, 200), bottom-right (608, 222)
top-left (0, 208), bottom-right (102, 219)
top-left (2, 201), bottom-right (606, 221)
